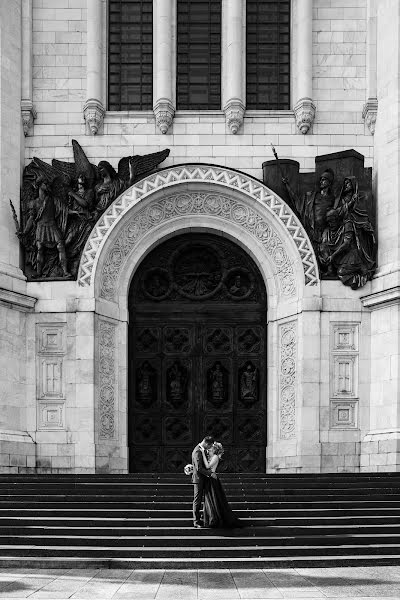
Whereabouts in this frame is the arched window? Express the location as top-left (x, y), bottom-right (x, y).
top-left (176, 0), bottom-right (221, 110)
top-left (246, 0), bottom-right (290, 110)
top-left (108, 0), bottom-right (153, 111)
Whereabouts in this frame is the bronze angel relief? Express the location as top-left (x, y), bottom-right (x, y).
top-left (13, 140), bottom-right (170, 280)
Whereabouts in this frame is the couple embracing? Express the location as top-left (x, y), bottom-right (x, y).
top-left (191, 436), bottom-right (242, 529)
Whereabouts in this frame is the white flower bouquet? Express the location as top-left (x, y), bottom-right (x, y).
top-left (184, 463), bottom-right (193, 476)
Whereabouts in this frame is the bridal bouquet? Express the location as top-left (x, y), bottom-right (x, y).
top-left (184, 463), bottom-right (193, 475)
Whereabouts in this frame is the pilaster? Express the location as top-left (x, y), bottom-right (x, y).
top-left (84, 0), bottom-right (105, 135)
top-left (153, 0), bottom-right (176, 134)
top-left (363, 0), bottom-right (378, 134)
top-left (21, 0), bottom-right (36, 136)
top-left (0, 0), bottom-right (26, 290)
top-left (222, 0), bottom-right (246, 134)
top-left (293, 0), bottom-right (315, 134)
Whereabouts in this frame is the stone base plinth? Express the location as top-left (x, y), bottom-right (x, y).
top-left (0, 430), bottom-right (36, 473)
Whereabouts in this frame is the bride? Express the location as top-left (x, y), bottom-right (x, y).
top-left (199, 442), bottom-right (242, 528)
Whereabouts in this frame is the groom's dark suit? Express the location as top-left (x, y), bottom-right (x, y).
top-left (192, 444), bottom-right (211, 525)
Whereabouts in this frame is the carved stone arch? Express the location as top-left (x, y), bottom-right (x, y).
top-left (78, 165), bottom-right (320, 306)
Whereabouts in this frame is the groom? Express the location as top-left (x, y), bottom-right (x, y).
top-left (192, 436), bottom-right (215, 528)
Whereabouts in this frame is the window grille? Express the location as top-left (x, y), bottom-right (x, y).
top-left (176, 0), bottom-right (221, 110)
top-left (108, 0), bottom-right (153, 111)
top-left (246, 0), bottom-right (290, 110)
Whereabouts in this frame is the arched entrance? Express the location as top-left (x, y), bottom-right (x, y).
top-left (128, 233), bottom-right (267, 473)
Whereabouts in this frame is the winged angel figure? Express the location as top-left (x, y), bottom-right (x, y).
top-left (17, 141), bottom-right (170, 279)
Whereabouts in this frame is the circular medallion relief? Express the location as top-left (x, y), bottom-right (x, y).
top-left (172, 245), bottom-right (223, 299)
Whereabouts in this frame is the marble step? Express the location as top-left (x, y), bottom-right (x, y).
top-left (3, 486), bottom-right (400, 496)
top-left (0, 554), bottom-right (399, 570)
top-left (3, 496), bottom-right (400, 506)
top-left (3, 533), bottom-right (400, 547)
top-left (1, 543), bottom-right (400, 558)
top-left (3, 480), bottom-right (400, 490)
top-left (0, 507), bottom-right (399, 518)
top-left (2, 523), bottom-right (400, 536)
top-left (1, 515), bottom-right (398, 526)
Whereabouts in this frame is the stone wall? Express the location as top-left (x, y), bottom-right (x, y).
top-left (26, 0), bottom-right (373, 179)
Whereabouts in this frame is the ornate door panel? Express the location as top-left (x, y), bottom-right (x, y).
top-left (129, 234), bottom-right (267, 472)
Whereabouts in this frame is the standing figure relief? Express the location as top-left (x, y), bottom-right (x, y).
top-left (14, 139), bottom-right (170, 280)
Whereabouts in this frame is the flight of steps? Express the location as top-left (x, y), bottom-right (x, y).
top-left (1, 472), bottom-right (400, 569)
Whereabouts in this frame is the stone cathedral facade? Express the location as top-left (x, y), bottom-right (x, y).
top-left (0, 0), bottom-right (398, 475)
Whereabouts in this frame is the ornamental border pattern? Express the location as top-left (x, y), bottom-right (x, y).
top-left (78, 165), bottom-right (318, 290)
top-left (279, 320), bottom-right (297, 440)
top-left (97, 319), bottom-right (117, 440)
top-left (99, 191), bottom-right (296, 301)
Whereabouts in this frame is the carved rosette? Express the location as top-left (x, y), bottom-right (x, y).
top-left (153, 98), bottom-right (175, 134)
top-left (83, 98), bottom-right (105, 135)
top-left (362, 98), bottom-right (378, 135)
top-left (279, 321), bottom-right (297, 439)
top-left (223, 98), bottom-right (245, 134)
top-left (294, 97), bottom-right (316, 135)
top-left (98, 319), bottom-right (117, 440)
top-left (21, 100), bottom-right (37, 136)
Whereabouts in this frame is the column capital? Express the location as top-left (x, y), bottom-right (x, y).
top-left (83, 98), bottom-right (105, 135)
top-left (153, 98), bottom-right (175, 134)
top-left (21, 100), bottom-right (37, 137)
top-left (294, 97), bottom-right (316, 135)
top-left (85, 0), bottom-right (104, 135)
top-left (223, 98), bottom-right (245, 135)
top-left (363, 98), bottom-right (378, 135)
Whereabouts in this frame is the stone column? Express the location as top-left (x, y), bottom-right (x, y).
top-left (363, 0), bottom-right (378, 134)
top-left (21, 0), bottom-right (36, 136)
top-left (153, 0), bottom-right (175, 134)
top-left (293, 0), bottom-right (315, 134)
top-left (360, 0), bottom-right (400, 471)
top-left (83, 0), bottom-right (105, 135)
top-left (222, 0), bottom-right (245, 134)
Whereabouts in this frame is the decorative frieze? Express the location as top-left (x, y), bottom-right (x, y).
top-left (36, 323), bottom-right (66, 431)
top-left (79, 165), bottom-right (319, 292)
top-left (99, 191), bottom-right (297, 302)
top-left (97, 319), bottom-right (117, 440)
top-left (330, 323), bottom-right (360, 429)
top-left (279, 320), bottom-right (297, 439)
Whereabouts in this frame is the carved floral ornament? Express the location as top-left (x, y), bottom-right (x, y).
top-left (78, 166), bottom-right (319, 298)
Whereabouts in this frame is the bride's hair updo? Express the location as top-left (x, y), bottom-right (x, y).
top-left (212, 441), bottom-right (224, 457)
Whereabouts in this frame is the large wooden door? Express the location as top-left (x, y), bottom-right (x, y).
top-left (128, 234), bottom-right (267, 472)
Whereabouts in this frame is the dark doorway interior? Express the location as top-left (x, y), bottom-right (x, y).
top-left (128, 233), bottom-right (267, 472)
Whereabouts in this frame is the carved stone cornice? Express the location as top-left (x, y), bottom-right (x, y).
top-left (153, 98), bottom-right (175, 134)
top-left (361, 286), bottom-right (400, 310)
top-left (223, 98), bottom-right (245, 134)
top-left (83, 98), bottom-right (105, 135)
top-left (362, 98), bottom-right (378, 135)
top-left (21, 100), bottom-right (37, 136)
top-left (294, 97), bottom-right (316, 134)
top-left (0, 287), bottom-right (37, 312)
